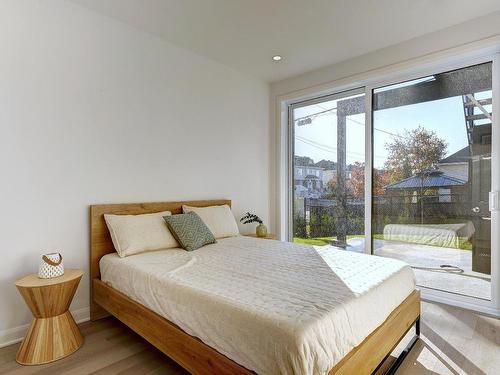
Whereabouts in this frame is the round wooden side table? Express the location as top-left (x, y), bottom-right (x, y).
top-left (15, 269), bottom-right (84, 365)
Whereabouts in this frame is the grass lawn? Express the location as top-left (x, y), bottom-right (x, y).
top-left (293, 234), bottom-right (472, 250)
top-left (293, 237), bottom-right (335, 246)
top-left (293, 235), bottom-right (361, 246)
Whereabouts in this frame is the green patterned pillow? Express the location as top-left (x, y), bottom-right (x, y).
top-left (163, 212), bottom-right (216, 251)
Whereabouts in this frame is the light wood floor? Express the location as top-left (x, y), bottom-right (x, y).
top-left (0, 301), bottom-right (498, 374)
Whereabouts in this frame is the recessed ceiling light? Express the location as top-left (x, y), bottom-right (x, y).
top-left (272, 55), bottom-right (282, 62)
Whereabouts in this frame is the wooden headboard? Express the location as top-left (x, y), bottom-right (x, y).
top-left (89, 199), bottom-right (231, 320)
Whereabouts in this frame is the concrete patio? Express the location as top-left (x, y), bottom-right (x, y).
top-left (345, 238), bottom-right (491, 300)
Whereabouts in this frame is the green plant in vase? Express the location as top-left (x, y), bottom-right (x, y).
top-left (240, 212), bottom-right (267, 237)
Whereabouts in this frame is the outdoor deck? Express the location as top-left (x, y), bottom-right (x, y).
top-left (345, 238), bottom-right (491, 300)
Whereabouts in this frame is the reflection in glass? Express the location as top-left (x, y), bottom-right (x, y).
top-left (372, 63), bottom-right (492, 300)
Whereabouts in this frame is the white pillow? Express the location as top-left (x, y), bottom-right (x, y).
top-left (104, 210), bottom-right (178, 257)
top-left (182, 204), bottom-right (239, 239)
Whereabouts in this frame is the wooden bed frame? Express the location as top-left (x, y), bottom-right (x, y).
top-left (90, 199), bottom-right (421, 375)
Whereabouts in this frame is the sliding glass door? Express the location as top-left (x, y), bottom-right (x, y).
top-left (290, 89), bottom-right (365, 248)
top-left (371, 63), bottom-right (493, 300)
top-left (288, 57), bottom-right (499, 311)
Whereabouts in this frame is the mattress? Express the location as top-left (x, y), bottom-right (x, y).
top-left (100, 236), bottom-right (415, 375)
top-left (383, 222), bottom-right (475, 249)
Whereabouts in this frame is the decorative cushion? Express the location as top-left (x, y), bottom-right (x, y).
top-left (163, 212), bottom-right (216, 251)
top-left (104, 211), bottom-right (178, 257)
top-left (182, 204), bottom-right (239, 239)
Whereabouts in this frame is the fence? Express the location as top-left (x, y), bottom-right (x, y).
top-left (293, 197), bottom-right (364, 239)
top-left (372, 194), bottom-right (471, 234)
top-left (294, 193), bottom-right (470, 239)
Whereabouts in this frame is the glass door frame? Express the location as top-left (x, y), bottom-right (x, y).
top-left (285, 52), bottom-right (500, 316)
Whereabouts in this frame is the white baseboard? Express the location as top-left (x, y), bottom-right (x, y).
top-left (0, 306), bottom-right (90, 349)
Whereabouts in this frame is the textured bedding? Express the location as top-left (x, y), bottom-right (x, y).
top-left (100, 236), bottom-right (415, 375)
top-left (383, 222), bottom-right (475, 248)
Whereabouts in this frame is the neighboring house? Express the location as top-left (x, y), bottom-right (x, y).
top-left (315, 159), bottom-right (336, 187)
top-left (315, 159), bottom-right (335, 170)
top-left (316, 160), bottom-right (354, 187)
top-left (294, 156), bottom-right (324, 197)
top-left (322, 169), bottom-right (336, 186)
top-left (385, 170), bottom-right (467, 202)
top-left (437, 146), bottom-right (470, 181)
top-left (294, 157), bottom-right (357, 197)
top-left (384, 147), bottom-right (471, 203)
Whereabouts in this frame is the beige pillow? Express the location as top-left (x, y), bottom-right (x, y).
top-left (104, 210), bottom-right (179, 257)
top-left (182, 204), bottom-right (239, 239)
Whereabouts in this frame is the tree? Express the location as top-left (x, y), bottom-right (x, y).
top-left (374, 169), bottom-right (391, 196)
top-left (384, 126), bottom-right (447, 182)
top-left (294, 155), bottom-right (314, 166)
top-left (324, 179), bottom-right (337, 199)
top-left (347, 163), bottom-right (392, 198)
top-left (348, 162), bottom-right (364, 198)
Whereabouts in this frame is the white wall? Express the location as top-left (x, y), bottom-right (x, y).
top-left (0, 0), bottom-right (270, 346)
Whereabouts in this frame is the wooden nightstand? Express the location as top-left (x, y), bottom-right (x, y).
top-left (15, 269), bottom-right (84, 365)
top-left (244, 233), bottom-right (277, 240)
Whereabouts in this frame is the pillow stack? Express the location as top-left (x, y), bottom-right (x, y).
top-left (104, 204), bottom-right (240, 256)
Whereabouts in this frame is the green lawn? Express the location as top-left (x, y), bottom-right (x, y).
top-left (293, 237), bottom-right (335, 246)
top-left (293, 234), bottom-right (472, 250)
top-left (293, 235), bottom-right (362, 246)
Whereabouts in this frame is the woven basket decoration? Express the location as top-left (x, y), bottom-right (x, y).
top-left (38, 252), bottom-right (65, 279)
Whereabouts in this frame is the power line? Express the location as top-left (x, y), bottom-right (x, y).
top-left (347, 116), bottom-right (405, 139)
top-left (295, 135), bottom-right (386, 161)
top-left (294, 106), bottom-right (337, 123)
top-left (295, 136), bottom-right (367, 162)
top-left (296, 136), bottom-right (364, 158)
top-left (294, 107), bottom-right (405, 139)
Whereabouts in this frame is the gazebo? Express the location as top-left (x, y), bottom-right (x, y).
top-left (385, 170), bottom-right (467, 191)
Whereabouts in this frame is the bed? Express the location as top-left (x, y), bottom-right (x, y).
top-left (90, 200), bottom-right (420, 375)
top-left (383, 222), bottom-right (475, 248)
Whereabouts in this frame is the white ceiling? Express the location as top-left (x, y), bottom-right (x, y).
top-left (69, 0), bottom-right (500, 82)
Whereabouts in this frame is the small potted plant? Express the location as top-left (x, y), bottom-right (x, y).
top-left (240, 212), bottom-right (267, 237)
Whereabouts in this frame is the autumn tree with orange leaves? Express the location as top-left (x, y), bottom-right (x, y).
top-left (348, 162), bottom-right (391, 198)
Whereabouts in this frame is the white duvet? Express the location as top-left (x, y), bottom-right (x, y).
top-left (100, 236), bottom-right (415, 375)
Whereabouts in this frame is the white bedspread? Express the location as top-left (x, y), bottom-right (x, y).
top-left (100, 236), bottom-right (415, 375)
top-left (383, 222), bottom-right (475, 248)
